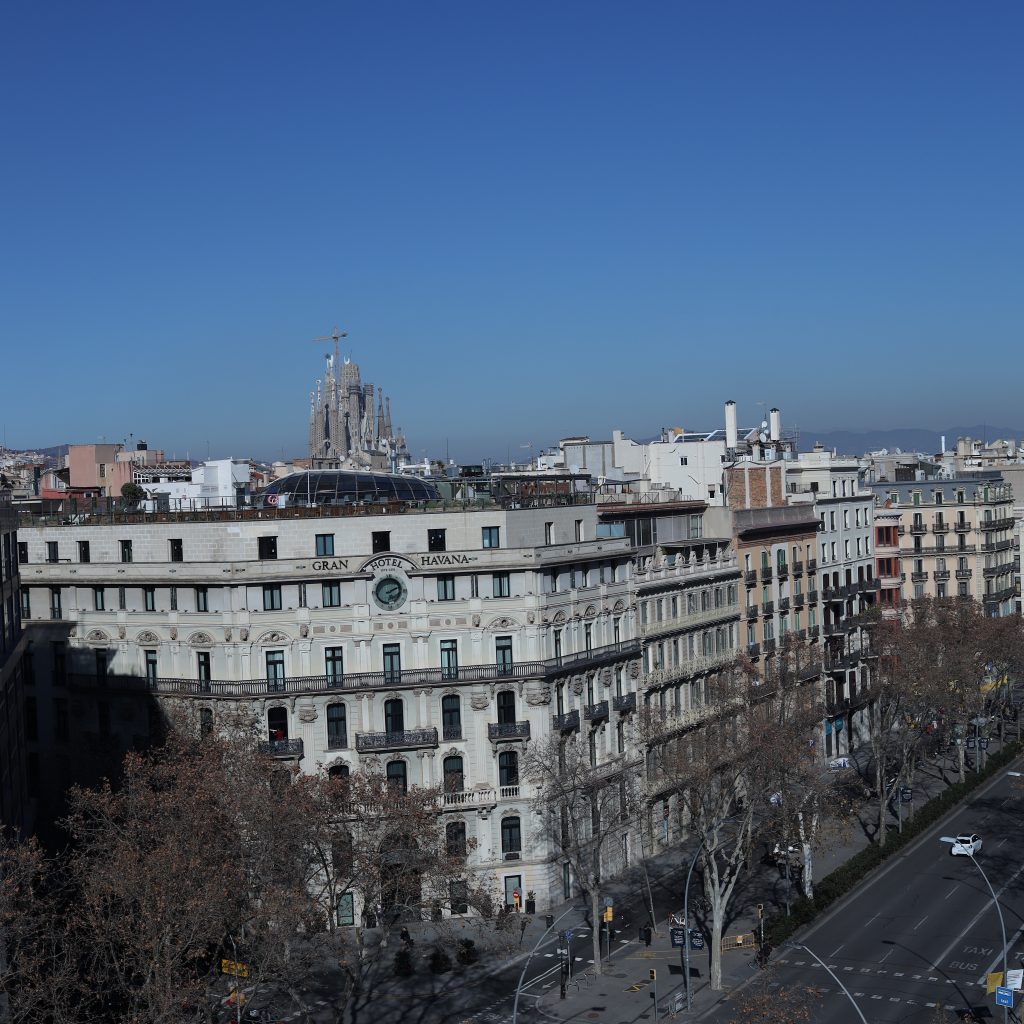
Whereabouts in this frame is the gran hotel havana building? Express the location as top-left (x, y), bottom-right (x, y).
top-left (17, 470), bottom-right (739, 910)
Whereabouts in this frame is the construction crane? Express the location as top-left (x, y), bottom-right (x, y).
top-left (312, 326), bottom-right (348, 365)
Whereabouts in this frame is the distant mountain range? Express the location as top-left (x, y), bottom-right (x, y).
top-left (801, 426), bottom-right (1024, 457)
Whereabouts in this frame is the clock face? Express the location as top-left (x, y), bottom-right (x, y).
top-left (373, 575), bottom-right (408, 611)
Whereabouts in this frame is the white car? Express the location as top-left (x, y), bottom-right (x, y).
top-left (950, 833), bottom-right (983, 856)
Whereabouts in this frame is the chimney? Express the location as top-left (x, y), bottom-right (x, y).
top-left (769, 408), bottom-right (781, 442)
top-left (725, 400), bottom-right (738, 450)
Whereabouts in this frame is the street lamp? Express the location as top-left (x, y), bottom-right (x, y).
top-left (940, 836), bottom-right (1009, 1024)
top-left (511, 905), bottom-right (578, 1024)
top-left (786, 943), bottom-right (868, 1024)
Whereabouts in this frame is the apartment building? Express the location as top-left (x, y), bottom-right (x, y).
top-left (17, 470), bottom-right (645, 910)
top-left (870, 473), bottom-right (1016, 617)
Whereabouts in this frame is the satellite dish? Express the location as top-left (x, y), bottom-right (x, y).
top-left (759, 432), bottom-right (768, 443)
top-left (761, 420), bottom-right (769, 431)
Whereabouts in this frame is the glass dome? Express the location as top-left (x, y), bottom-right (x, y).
top-left (261, 471), bottom-right (440, 506)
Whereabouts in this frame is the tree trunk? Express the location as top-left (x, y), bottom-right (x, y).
top-left (590, 885), bottom-right (603, 975)
top-left (801, 840), bottom-right (814, 899)
top-left (709, 896), bottom-right (724, 990)
top-left (875, 758), bottom-right (887, 847)
top-left (957, 742), bottom-right (966, 784)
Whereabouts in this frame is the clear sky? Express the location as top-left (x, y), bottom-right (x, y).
top-left (2, 2), bottom-right (1021, 463)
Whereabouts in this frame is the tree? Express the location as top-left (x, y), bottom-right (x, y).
top-left (523, 733), bottom-right (640, 976)
top-left (119, 481), bottom-right (146, 505)
top-left (727, 968), bottom-right (821, 1023)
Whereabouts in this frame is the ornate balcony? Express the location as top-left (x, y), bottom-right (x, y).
top-left (584, 700), bottom-right (609, 722)
top-left (488, 721), bottom-right (531, 742)
top-left (553, 709), bottom-right (580, 732)
top-left (806, 559), bottom-right (817, 573)
top-left (746, 604), bottom-right (758, 620)
top-left (762, 601), bottom-right (775, 616)
top-left (792, 560), bottom-right (804, 575)
top-left (259, 738), bottom-right (304, 759)
top-left (794, 593), bottom-right (806, 609)
top-left (932, 522), bottom-right (949, 534)
top-left (933, 570), bottom-right (951, 582)
top-left (910, 523), bottom-right (927, 535)
top-left (779, 597), bottom-right (791, 613)
top-left (355, 729), bottom-right (439, 753)
top-left (612, 692), bottom-right (637, 713)
top-left (776, 562), bottom-right (789, 579)
top-left (744, 569), bottom-right (758, 586)
top-left (955, 568), bottom-right (972, 580)
top-left (760, 566), bottom-right (774, 583)
top-left (746, 642), bottom-right (760, 658)
top-left (762, 637), bottom-right (777, 654)
top-left (954, 520), bottom-right (971, 533)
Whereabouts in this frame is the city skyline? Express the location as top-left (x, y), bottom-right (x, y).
top-left (3, 2), bottom-right (1022, 459)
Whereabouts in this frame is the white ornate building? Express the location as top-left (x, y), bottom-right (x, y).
top-left (17, 474), bottom-right (740, 912)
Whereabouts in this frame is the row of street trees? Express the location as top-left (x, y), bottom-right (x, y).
top-left (1, 716), bottom-right (498, 1024)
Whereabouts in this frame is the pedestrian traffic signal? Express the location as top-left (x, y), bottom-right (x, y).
top-left (756, 903), bottom-right (764, 919)
top-left (603, 906), bottom-right (614, 922)
top-left (649, 969), bottom-right (657, 981)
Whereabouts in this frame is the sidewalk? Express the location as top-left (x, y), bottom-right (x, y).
top-left (528, 735), bottom-right (1015, 1023)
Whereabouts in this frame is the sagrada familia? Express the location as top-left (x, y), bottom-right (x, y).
top-left (307, 330), bottom-right (409, 471)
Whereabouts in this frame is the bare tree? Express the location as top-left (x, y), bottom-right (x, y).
top-left (727, 968), bottom-right (822, 1024)
top-left (523, 733), bottom-right (639, 976)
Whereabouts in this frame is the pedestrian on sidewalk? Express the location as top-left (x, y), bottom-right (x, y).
top-left (643, 923), bottom-right (652, 948)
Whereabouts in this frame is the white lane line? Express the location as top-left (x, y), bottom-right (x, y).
top-left (879, 949), bottom-right (893, 964)
top-left (829, 943), bottom-right (845, 956)
top-left (978, 921), bottom-right (1024, 985)
top-left (863, 913), bottom-right (881, 930)
top-left (944, 886), bottom-right (959, 900)
top-left (913, 915), bottom-right (929, 931)
top-left (998, 838), bottom-right (1009, 848)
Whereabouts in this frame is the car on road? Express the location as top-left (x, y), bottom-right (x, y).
top-left (950, 833), bottom-right (983, 856)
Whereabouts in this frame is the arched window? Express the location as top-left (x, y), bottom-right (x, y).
top-left (267, 706), bottom-right (288, 742)
top-left (446, 820), bottom-right (467, 858)
top-left (328, 763), bottom-right (350, 781)
top-left (386, 760), bottom-right (407, 795)
top-left (327, 703), bottom-right (347, 749)
top-left (443, 755), bottom-right (464, 793)
top-left (499, 750), bottom-right (518, 788)
top-left (384, 698), bottom-right (404, 735)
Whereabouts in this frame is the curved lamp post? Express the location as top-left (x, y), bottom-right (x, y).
top-left (511, 905), bottom-right (578, 1024)
top-left (940, 835), bottom-right (1009, 1024)
top-left (785, 943), bottom-right (868, 1024)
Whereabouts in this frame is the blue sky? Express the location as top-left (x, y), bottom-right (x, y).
top-left (2, 2), bottom-right (1021, 463)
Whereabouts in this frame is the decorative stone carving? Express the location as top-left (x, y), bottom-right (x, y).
top-left (629, 660), bottom-right (641, 679)
top-left (571, 676), bottom-right (584, 696)
top-left (187, 631), bottom-right (215, 648)
top-left (527, 611), bottom-right (535, 624)
top-left (69, 627), bottom-right (77, 638)
top-left (613, 600), bottom-right (626, 613)
top-left (524, 681), bottom-right (551, 706)
top-left (170, 627), bottom-right (178, 640)
top-left (224, 628), bottom-right (232, 642)
top-left (259, 630), bottom-right (289, 645)
top-left (300, 623), bottom-right (309, 638)
top-left (583, 605), bottom-right (597, 619)
top-left (472, 614), bottom-right (481, 628)
top-left (240, 628), bottom-right (249, 642)
top-left (117, 625), bottom-right (126, 639)
top-left (552, 611), bottom-right (567, 625)
top-left (85, 629), bottom-right (109, 644)
top-left (136, 630), bottom-right (160, 645)
top-left (470, 693), bottom-right (490, 711)
top-left (599, 666), bottom-right (612, 686)
top-left (297, 703), bottom-right (318, 723)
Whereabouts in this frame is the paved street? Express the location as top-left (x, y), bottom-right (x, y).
top-left (704, 761), bottom-right (1024, 1023)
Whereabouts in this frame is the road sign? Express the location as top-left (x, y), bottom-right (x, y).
top-left (979, 738), bottom-right (990, 750)
top-left (564, 929), bottom-right (573, 941)
top-left (670, 927), bottom-right (686, 948)
top-left (901, 787), bottom-right (913, 803)
top-left (689, 929), bottom-right (705, 951)
top-left (966, 738), bottom-right (977, 750)
top-left (221, 959), bottom-right (249, 978)
top-left (996, 986), bottom-right (1013, 1007)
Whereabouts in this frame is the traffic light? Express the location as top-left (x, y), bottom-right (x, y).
top-left (649, 969), bottom-right (657, 981)
top-left (756, 903), bottom-right (764, 919)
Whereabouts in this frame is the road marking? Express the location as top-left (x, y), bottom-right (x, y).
top-left (863, 913), bottom-right (880, 929)
top-left (879, 949), bottom-right (892, 964)
top-left (998, 838), bottom-right (1009, 848)
top-left (913, 915), bottom-right (929, 931)
top-left (829, 943), bottom-right (845, 956)
top-left (977, 921), bottom-right (1024, 985)
top-left (944, 886), bottom-right (958, 899)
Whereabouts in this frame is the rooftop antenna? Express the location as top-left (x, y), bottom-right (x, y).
top-left (312, 326), bottom-right (349, 365)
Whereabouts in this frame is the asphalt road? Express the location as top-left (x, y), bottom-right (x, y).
top-left (717, 765), bottom-right (1024, 1024)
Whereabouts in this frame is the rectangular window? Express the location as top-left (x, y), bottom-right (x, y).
top-left (144, 587), bottom-right (156, 612)
top-left (46, 541), bottom-right (59, 563)
top-left (492, 572), bottom-right (511, 598)
top-left (437, 575), bottom-right (455, 601)
top-left (258, 536), bottom-right (277, 560)
top-left (501, 817), bottom-right (522, 855)
top-left (481, 526), bottom-right (500, 549)
top-left (298, 582), bottom-right (307, 608)
top-left (325, 647), bottom-right (344, 686)
top-left (78, 540), bottom-right (90, 563)
top-left (17, 542), bottom-right (27, 564)
top-left (322, 581), bottom-right (342, 607)
top-left (145, 650), bottom-right (158, 682)
top-left (118, 586), bottom-right (126, 610)
top-left (169, 538), bottom-right (183, 562)
top-left (315, 533), bottom-right (335, 556)
top-left (371, 531), bottom-right (391, 553)
top-left (266, 651), bottom-right (285, 688)
top-left (427, 528), bottom-right (446, 552)
top-left (120, 539), bottom-right (133, 563)
top-left (689, 514), bottom-right (703, 538)
top-left (169, 586), bottom-right (177, 611)
top-left (383, 644), bottom-right (401, 684)
top-left (196, 651), bottom-right (211, 683)
top-left (263, 585), bottom-right (282, 611)
top-left (93, 587), bottom-right (105, 611)
top-left (50, 587), bottom-right (62, 618)
top-left (441, 639), bottom-right (459, 681)
top-left (20, 587), bottom-right (30, 618)
top-left (195, 587), bottom-right (209, 612)
top-left (574, 519), bottom-right (583, 542)
top-left (470, 574), bottom-right (479, 598)
top-left (496, 636), bottom-right (513, 675)
top-left (544, 522), bottom-right (553, 545)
